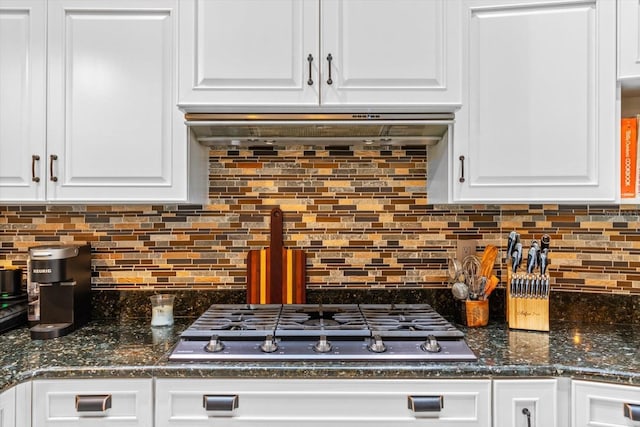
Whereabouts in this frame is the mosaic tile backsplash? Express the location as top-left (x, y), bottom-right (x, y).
top-left (1, 146), bottom-right (639, 296)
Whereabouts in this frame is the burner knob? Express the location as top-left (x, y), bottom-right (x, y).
top-left (368, 335), bottom-right (387, 353)
top-left (421, 335), bottom-right (441, 353)
top-left (205, 335), bottom-right (225, 353)
top-left (313, 335), bottom-right (332, 353)
top-left (260, 334), bottom-right (278, 353)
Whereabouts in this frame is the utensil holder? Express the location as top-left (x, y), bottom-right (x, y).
top-left (506, 265), bottom-right (549, 332)
top-left (465, 299), bottom-right (489, 327)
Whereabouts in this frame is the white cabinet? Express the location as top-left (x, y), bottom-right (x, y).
top-left (0, 0), bottom-right (47, 201)
top-left (619, 0), bottom-right (640, 80)
top-left (493, 379), bottom-right (567, 427)
top-left (319, 0), bottom-right (461, 108)
top-left (32, 378), bottom-right (153, 426)
top-left (0, 386), bottom-right (15, 427)
top-left (437, 0), bottom-right (617, 203)
top-left (155, 378), bottom-right (491, 427)
top-left (15, 382), bottom-right (32, 427)
top-left (572, 380), bottom-right (640, 427)
top-left (0, 0), bottom-right (206, 203)
top-left (178, 0), bottom-right (461, 111)
top-left (179, 0), bottom-right (319, 107)
top-left (618, 0), bottom-right (640, 204)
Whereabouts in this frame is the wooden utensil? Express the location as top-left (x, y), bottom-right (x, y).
top-left (483, 275), bottom-right (499, 298)
top-left (479, 244), bottom-right (498, 278)
top-left (246, 207), bottom-right (306, 304)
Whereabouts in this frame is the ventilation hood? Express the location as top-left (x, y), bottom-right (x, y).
top-left (185, 113), bottom-right (453, 147)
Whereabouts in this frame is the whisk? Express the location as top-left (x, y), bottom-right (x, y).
top-left (462, 255), bottom-right (481, 300)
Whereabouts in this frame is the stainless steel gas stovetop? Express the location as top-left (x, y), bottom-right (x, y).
top-left (169, 304), bottom-right (477, 362)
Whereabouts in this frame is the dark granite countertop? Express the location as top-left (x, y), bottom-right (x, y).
top-left (0, 319), bottom-right (638, 392)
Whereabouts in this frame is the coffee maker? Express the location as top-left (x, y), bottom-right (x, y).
top-left (28, 244), bottom-right (91, 339)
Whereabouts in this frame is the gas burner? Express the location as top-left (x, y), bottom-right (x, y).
top-left (303, 318), bottom-right (340, 327)
top-left (170, 303), bottom-right (476, 362)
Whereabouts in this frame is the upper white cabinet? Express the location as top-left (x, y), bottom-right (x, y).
top-left (179, 0), bottom-right (319, 107)
top-left (0, 0), bottom-right (46, 201)
top-left (47, 0), bottom-right (194, 202)
top-left (618, 0), bottom-right (640, 80)
top-left (437, 0), bottom-right (616, 203)
top-left (178, 0), bottom-right (461, 111)
top-left (0, 0), bottom-right (205, 203)
top-left (320, 0), bottom-right (461, 108)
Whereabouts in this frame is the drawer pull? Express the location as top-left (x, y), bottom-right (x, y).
top-left (31, 155), bottom-right (40, 183)
top-left (307, 54), bottom-right (314, 85)
top-left (459, 155), bottom-right (465, 183)
top-left (408, 395), bottom-right (443, 413)
top-left (203, 394), bottom-right (239, 412)
top-left (75, 394), bottom-right (112, 412)
top-left (624, 403), bottom-right (640, 421)
top-left (49, 154), bottom-right (58, 182)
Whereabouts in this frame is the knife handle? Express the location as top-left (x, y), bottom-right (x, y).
top-left (507, 231), bottom-right (518, 261)
top-left (512, 243), bottom-right (523, 273)
top-left (540, 234), bottom-right (551, 252)
top-left (540, 249), bottom-right (549, 275)
top-left (527, 246), bottom-right (538, 274)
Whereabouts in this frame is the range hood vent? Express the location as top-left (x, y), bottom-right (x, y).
top-left (185, 113), bottom-right (453, 147)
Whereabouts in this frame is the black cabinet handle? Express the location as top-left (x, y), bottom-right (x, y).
top-left (49, 154), bottom-right (58, 182)
top-left (459, 155), bottom-right (465, 183)
top-left (624, 403), bottom-right (640, 421)
top-left (203, 394), bottom-right (239, 412)
top-left (31, 155), bottom-right (40, 183)
top-left (307, 54), bottom-right (314, 85)
top-left (326, 53), bottom-right (333, 85)
top-left (75, 394), bottom-right (112, 412)
top-left (522, 408), bottom-right (532, 427)
top-left (408, 395), bottom-right (443, 413)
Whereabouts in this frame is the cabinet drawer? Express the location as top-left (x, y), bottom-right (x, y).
top-left (32, 378), bottom-right (152, 426)
top-left (156, 378), bottom-right (491, 427)
top-left (572, 380), bottom-right (640, 427)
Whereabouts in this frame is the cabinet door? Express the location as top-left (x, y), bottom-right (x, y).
top-left (156, 378), bottom-right (491, 427)
top-left (0, 386), bottom-right (15, 427)
top-left (453, 0), bottom-right (616, 203)
top-left (619, 0), bottom-right (640, 79)
top-left (178, 0), bottom-right (319, 109)
top-left (493, 379), bottom-right (558, 427)
top-left (15, 382), bottom-right (31, 427)
top-left (0, 0), bottom-right (46, 202)
top-left (572, 380), bottom-right (640, 427)
top-left (46, 0), bottom-right (189, 202)
top-left (321, 0), bottom-right (461, 108)
top-left (32, 378), bottom-right (153, 426)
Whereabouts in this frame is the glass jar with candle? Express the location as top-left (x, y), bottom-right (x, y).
top-left (150, 294), bottom-right (175, 327)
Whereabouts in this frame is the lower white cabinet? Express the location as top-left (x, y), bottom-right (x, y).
top-left (572, 380), bottom-right (640, 427)
top-left (15, 382), bottom-right (32, 427)
top-left (493, 378), bottom-right (570, 427)
top-left (0, 386), bottom-right (15, 427)
top-left (17, 376), bottom-right (640, 426)
top-left (32, 378), bottom-right (153, 426)
top-left (155, 378), bottom-right (492, 427)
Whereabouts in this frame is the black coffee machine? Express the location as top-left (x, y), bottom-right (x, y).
top-left (28, 244), bottom-right (91, 339)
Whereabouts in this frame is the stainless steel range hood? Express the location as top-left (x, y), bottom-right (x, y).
top-left (185, 113), bottom-right (453, 147)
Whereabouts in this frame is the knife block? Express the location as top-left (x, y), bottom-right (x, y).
top-left (505, 265), bottom-right (549, 332)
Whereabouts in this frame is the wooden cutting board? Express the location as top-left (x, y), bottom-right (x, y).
top-left (246, 208), bottom-right (306, 304)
